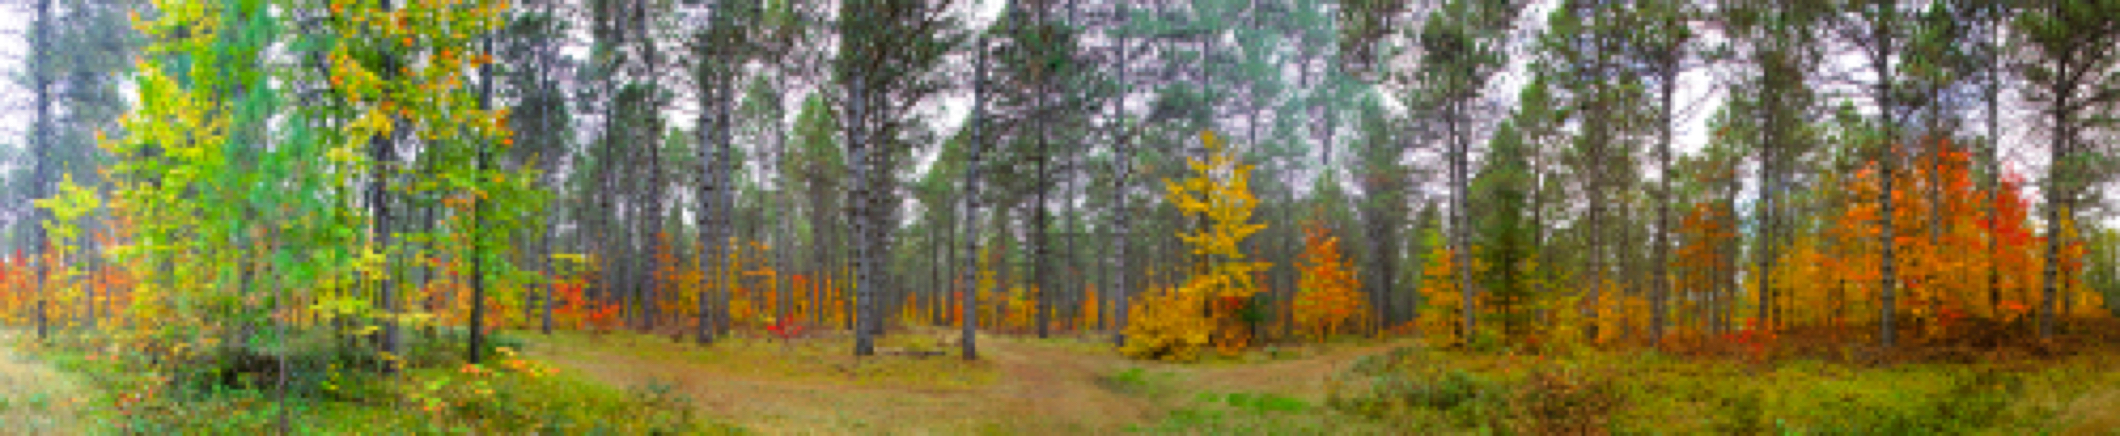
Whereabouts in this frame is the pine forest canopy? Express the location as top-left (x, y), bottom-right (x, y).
top-left (0, 0), bottom-right (2112, 395)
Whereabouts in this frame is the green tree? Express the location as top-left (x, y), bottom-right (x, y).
top-left (1408, 0), bottom-right (1520, 339)
top-left (1352, 93), bottom-right (1408, 334)
top-left (1626, 0), bottom-right (1696, 342)
top-left (1473, 120), bottom-right (1538, 338)
top-left (2014, 0), bottom-right (2120, 338)
top-left (1718, 0), bottom-right (1827, 333)
top-left (1539, 1), bottom-right (1643, 340)
top-left (837, 0), bottom-right (972, 354)
top-left (494, 0), bottom-right (577, 335)
top-left (1833, 0), bottom-right (1917, 348)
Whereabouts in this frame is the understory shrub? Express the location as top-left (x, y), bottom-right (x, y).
top-left (1511, 364), bottom-right (1623, 434)
top-left (1329, 347), bottom-right (1513, 429)
top-left (1776, 368), bottom-right (2019, 434)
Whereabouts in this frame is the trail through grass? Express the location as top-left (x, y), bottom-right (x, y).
top-left (522, 329), bottom-right (1140, 434)
top-left (520, 328), bottom-right (1403, 435)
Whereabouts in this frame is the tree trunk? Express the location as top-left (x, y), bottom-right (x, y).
top-left (31, 0), bottom-right (50, 342)
top-left (961, 27), bottom-right (987, 356)
top-left (1112, 12), bottom-right (1132, 347)
top-left (1653, 58), bottom-right (1673, 343)
top-left (1877, 13), bottom-right (1899, 349)
top-left (469, 33), bottom-right (497, 365)
top-left (374, 0), bottom-right (402, 371)
top-left (1758, 61), bottom-right (1776, 333)
top-left (694, 55), bottom-right (719, 345)
top-left (1451, 100), bottom-right (1474, 342)
top-left (849, 21), bottom-right (879, 355)
top-left (2040, 62), bottom-right (2069, 339)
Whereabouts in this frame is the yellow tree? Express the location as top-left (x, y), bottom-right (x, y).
top-left (1418, 245), bottom-right (1483, 346)
top-left (1123, 130), bottom-right (1271, 361)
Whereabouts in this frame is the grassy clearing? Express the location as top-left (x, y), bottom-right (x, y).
top-left (28, 321), bottom-right (2102, 435)
top-left (522, 327), bottom-right (1001, 391)
top-left (515, 328), bottom-right (1428, 435)
top-left (520, 328), bottom-right (1127, 435)
top-left (0, 329), bottom-right (94, 434)
top-left (1325, 343), bottom-right (2120, 435)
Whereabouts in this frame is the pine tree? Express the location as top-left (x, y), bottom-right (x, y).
top-left (840, 0), bottom-right (971, 355)
top-left (1474, 120), bottom-right (1538, 338)
top-left (1410, 0), bottom-right (1520, 343)
top-left (2014, 0), bottom-right (2120, 338)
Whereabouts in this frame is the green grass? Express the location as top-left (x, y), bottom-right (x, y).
top-left (19, 328), bottom-right (740, 435)
top-left (1322, 343), bottom-right (2120, 435)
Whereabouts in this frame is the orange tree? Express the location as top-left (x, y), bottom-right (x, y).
top-left (1417, 244), bottom-right (1477, 346)
top-left (1294, 224), bottom-right (1366, 342)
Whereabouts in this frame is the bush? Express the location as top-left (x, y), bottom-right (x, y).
top-left (1330, 366), bottom-right (1510, 426)
top-left (100, 345), bottom-right (733, 435)
top-left (402, 327), bottom-right (527, 368)
top-left (1512, 364), bottom-right (1623, 435)
top-left (1713, 387), bottom-right (1770, 435)
top-left (1120, 288), bottom-right (1215, 362)
top-left (150, 326), bottom-right (529, 398)
top-left (1785, 368), bottom-right (2019, 434)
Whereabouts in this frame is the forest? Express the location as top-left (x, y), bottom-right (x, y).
top-left (0, 0), bottom-right (2118, 434)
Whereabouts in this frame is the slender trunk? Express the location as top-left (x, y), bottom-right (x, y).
top-left (961, 29), bottom-right (987, 360)
top-left (375, 0), bottom-right (402, 371)
top-left (1451, 100), bottom-right (1474, 341)
top-left (1759, 62), bottom-right (1776, 333)
top-left (2039, 59), bottom-right (2069, 339)
top-left (778, 121), bottom-right (794, 329)
top-left (1065, 162), bottom-right (1080, 334)
top-left (717, 59), bottom-right (738, 338)
top-left (1112, 12), bottom-right (1131, 346)
top-left (541, 26), bottom-right (560, 333)
top-left (1654, 60), bottom-right (1674, 342)
top-left (469, 34), bottom-right (494, 364)
top-left (1877, 14), bottom-right (1899, 349)
top-left (641, 3), bottom-right (665, 332)
top-left (1035, 73), bottom-right (1052, 339)
top-left (32, 0), bottom-right (49, 342)
top-left (849, 26), bottom-right (878, 354)
top-left (1985, 10), bottom-right (2002, 313)
top-left (694, 54), bottom-right (718, 344)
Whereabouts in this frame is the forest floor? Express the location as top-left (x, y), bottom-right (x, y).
top-left (0, 329), bottom-right (95, 435)
top-left (8, 323), bottom-right (2119, 434)
top-left (518, 325), bottom-right (2120, 435)
top-left (517, 326), bottom-right (1408, 435)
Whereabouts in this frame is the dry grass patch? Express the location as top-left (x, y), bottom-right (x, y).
top-left (524, 329), bottom-right (1000, 391)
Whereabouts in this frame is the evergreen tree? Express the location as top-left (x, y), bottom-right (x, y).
top-left (2015, 0), bottom-right (2120, 338)
top-left (1473, 120), bottom-right (1537, 338)
top-left (1351, 93), bottom-right (1407, 332)
top-left (1408, 0), bottom-right (1521, 340)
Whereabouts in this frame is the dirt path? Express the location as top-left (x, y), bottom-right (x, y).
top-left (976, 336), bottom-right (1156, 432)
top-left (0, 330), bottom-right (94, 435)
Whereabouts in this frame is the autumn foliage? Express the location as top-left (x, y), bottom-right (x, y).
top-left (1123, 130), bottom-right (1271, 361)
top-left (1294, 224), bottom-right (1367, 342)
